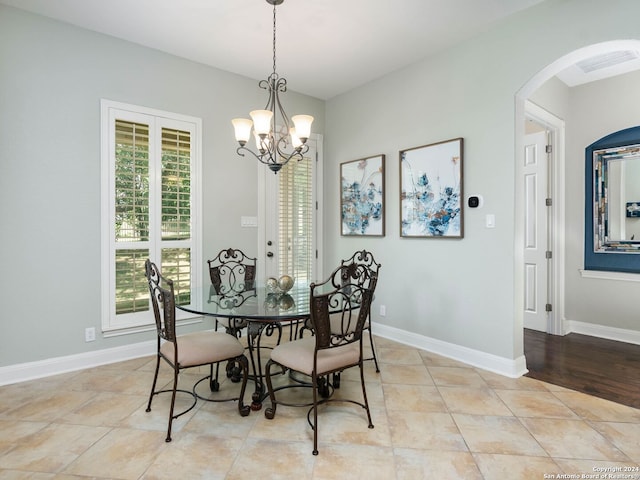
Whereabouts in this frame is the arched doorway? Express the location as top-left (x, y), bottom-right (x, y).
top-left (514, 40), bottom-right (640, 348)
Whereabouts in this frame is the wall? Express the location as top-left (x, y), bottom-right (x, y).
top-left (324, 0), bottom-right (640, 364)
top-left (0, 6), bottom-right (325, 367)
top-left (3, 0), bottom-right (640, 377)
top-left (564, 69), bottom-right (640, 331)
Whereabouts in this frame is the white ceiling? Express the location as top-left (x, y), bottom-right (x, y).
top-left (0, 0), bottom-right (547, 99)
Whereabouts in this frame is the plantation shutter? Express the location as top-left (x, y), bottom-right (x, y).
top-left (102, 100), bottom-right (201, 332)
top-left (277, 155), bottom-right (314, 285)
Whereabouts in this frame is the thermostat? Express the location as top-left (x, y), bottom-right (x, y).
top-left (467, 195), bottom-right (483, 208)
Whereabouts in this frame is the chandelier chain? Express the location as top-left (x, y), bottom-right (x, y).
top-left (272, 3), bottom-right (277, 77)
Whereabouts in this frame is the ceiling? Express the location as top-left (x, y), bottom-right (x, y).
top-left (0, 0), bottom-right (548, 100)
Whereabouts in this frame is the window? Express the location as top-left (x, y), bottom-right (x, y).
top-left (101, 100), bottom-right (202, 334)
top-left (277, 152), bottom-right (315, 285)
top-left (260, 135), bottom-right (323, 284)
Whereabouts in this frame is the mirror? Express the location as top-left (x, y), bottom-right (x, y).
top-left (593, 143), bottom-right (640, 252)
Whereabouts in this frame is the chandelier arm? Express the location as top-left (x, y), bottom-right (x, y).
top-left (236, 145), bottom-right (277, 167)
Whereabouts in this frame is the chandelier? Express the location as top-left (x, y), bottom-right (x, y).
top-left (232, 0), bottom-right (314, 174)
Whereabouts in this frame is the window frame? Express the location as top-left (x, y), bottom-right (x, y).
top-left (100, 99), bottom-right (202, 336)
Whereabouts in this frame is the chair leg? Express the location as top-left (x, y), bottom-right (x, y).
top-left (146, 355), bottom-right (161, 413)
top-left (263, 359), bottom-right (277, 420)
top-left (165, 367), bottom-right (179, 442)
top-left (236, 355), bottom-right (251, 417)
top-left (359, 363), bottom-right (374, 429)
top-left (210, 363), bottom-right (220, 392)
top-left (312, 373), bottom-right (319, 456)
top-left (367, 325), bottom-right (380, 373)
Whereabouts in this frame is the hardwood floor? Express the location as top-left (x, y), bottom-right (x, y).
top-left (524, 328), bottom-right (640, 409)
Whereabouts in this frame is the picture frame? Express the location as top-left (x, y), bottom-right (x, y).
top-left (400, 138), bottom-right (463, 238)
top-left (340, 154), bottom-right (385, 236)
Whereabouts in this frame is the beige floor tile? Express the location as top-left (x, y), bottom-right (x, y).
top-left (472, 453), bottom-right (561, 480)
top-left (4, 391), bottom-right (97, 423)
top-left (438, 386), bottom-right (513, 416)
top-left (553, 390), bottom-right (640, 422)
top-left (224, 438), bottom-right (315, 479)
top-left (590, 421), bottom-right (640, 462)
top-left (383, 384), bottom-right (448, 413)
top-left (63, 428), bottom-right (167, 479)
top-left (1, 337), bottom-right (639, 478)
top-left (477, 370), bottom-right (551, 391)
top-left (377, 347), bottom-right (424, 365)
top-left (184, 399), bottom-right (257, 439)
top-left (308, 404), bottom-right (390, 448)
top-left (419, 350), bottom-right (472, 368)
top-left (141, 432), bottom-right (243, 480)
top-left (388, 410), bottom-right (467, 451)
top-left (554, 458), bottom-right (640, 477)
top-left (394, 448), bottom-right (483, 480)
top-left (453, 413), bottom-right (548, 456)
top-left (521, 417), bottom-right (630, 461)
top-left (495, 389), bottom-right (579, 418)
top-left (0, 423), bottom-right (110, 473)
top-left (0, 419), bottom-right (48, 456)
top-left (58, 392), bottom-right (147, 427)
top-left (312, 444), bottom-right (396, 480)
top-left (0, 471), bottom-right (57, 479)
top-left (428, 366), bottom-right (489, 388)
top-left (379, 364), bottom-right (434, 385)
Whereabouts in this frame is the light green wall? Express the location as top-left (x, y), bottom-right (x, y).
top-left (564, 70), bottom-right (640, 330)
top-left (324, 0), bottom-right (640, 360)
top-left (2, 0), bottom-right (640, 369)
top-left (0, 6), bottom-right (324, 366)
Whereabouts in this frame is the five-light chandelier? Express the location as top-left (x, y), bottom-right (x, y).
top-left (231, 0), bottom-right (314, 174)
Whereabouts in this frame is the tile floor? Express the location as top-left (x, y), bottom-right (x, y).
top-left (0, 335), bottom-right (639, 479)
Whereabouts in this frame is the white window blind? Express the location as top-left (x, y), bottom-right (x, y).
top-left (101, 100), bottom-right (201, 334)
top-left (277, 155), bottom-right (314, 285)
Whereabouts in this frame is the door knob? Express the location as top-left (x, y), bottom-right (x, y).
top-left (267, 240), bottom-right (273, 246)
top-left (267, 252), bottom-right (274, 258)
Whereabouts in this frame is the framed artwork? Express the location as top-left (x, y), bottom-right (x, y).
top-left (400, 138), bottom-right (463, 238)
top-left (340, 154), bottom-right (385, 236)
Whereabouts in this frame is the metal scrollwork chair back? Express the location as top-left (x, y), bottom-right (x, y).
top-left (263, 263), bottom-right (376, 455)
top-left (340, 250), bottom-right (381, 372)
top-left (144, 259), bottom-right (250, 442)
top-left (207, 247), bottom-right (257, 334)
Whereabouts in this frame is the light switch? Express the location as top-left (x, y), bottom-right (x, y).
top-left (485, 214), bottom-right (495, 228)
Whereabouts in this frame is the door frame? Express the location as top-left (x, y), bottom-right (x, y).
top-left (256, 133), bottom-right (324, 284)
top-left (524, 101), bottom-right (566, 335)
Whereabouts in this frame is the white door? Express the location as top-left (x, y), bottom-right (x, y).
top-left (523, 129), bottom-right (551, 332)
top-left (258, 136), bottom-right (322, 285)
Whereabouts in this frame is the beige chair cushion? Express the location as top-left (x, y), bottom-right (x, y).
top-left (270, 336), bottom-right (359, 376)
top-left (160, 331), bottom-right (244, 368)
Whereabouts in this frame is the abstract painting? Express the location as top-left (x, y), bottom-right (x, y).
top-left (400, 138), bottom-right (463, 238)
top-left (341, 154), bottom-right (385, 236)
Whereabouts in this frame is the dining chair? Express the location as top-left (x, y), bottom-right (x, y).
top-left (207, 247), bottom-right (257, 336)
top-left (144, 259), bottom-right (250, 442)
top-left (341, 250), bottom-right (382, 373)
top-left (263, 263), bottom-right (376, 455)
top-left (207, 248), bottom-right (257, 386)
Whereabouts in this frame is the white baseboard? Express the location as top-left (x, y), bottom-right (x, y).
top-left (373, 323), bottom-right (528, 378)
top-left (2, 322), bottom-right (535, 387)
top-left (564, 320), bottom-right (640, 346)
top-left (0, 340), bottom-right (156, 387)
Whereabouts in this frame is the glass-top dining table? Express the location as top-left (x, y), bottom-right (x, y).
top-left (177, 284), bottom-right (312, 410)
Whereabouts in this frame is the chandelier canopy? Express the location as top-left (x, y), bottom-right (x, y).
top-left (231, 0), bottom-right (313, 174)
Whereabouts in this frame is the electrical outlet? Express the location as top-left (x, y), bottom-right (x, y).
top-left (379, 305), bottom-right (386, 317)
top-left (85, 327), bottom-right (96, 342)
